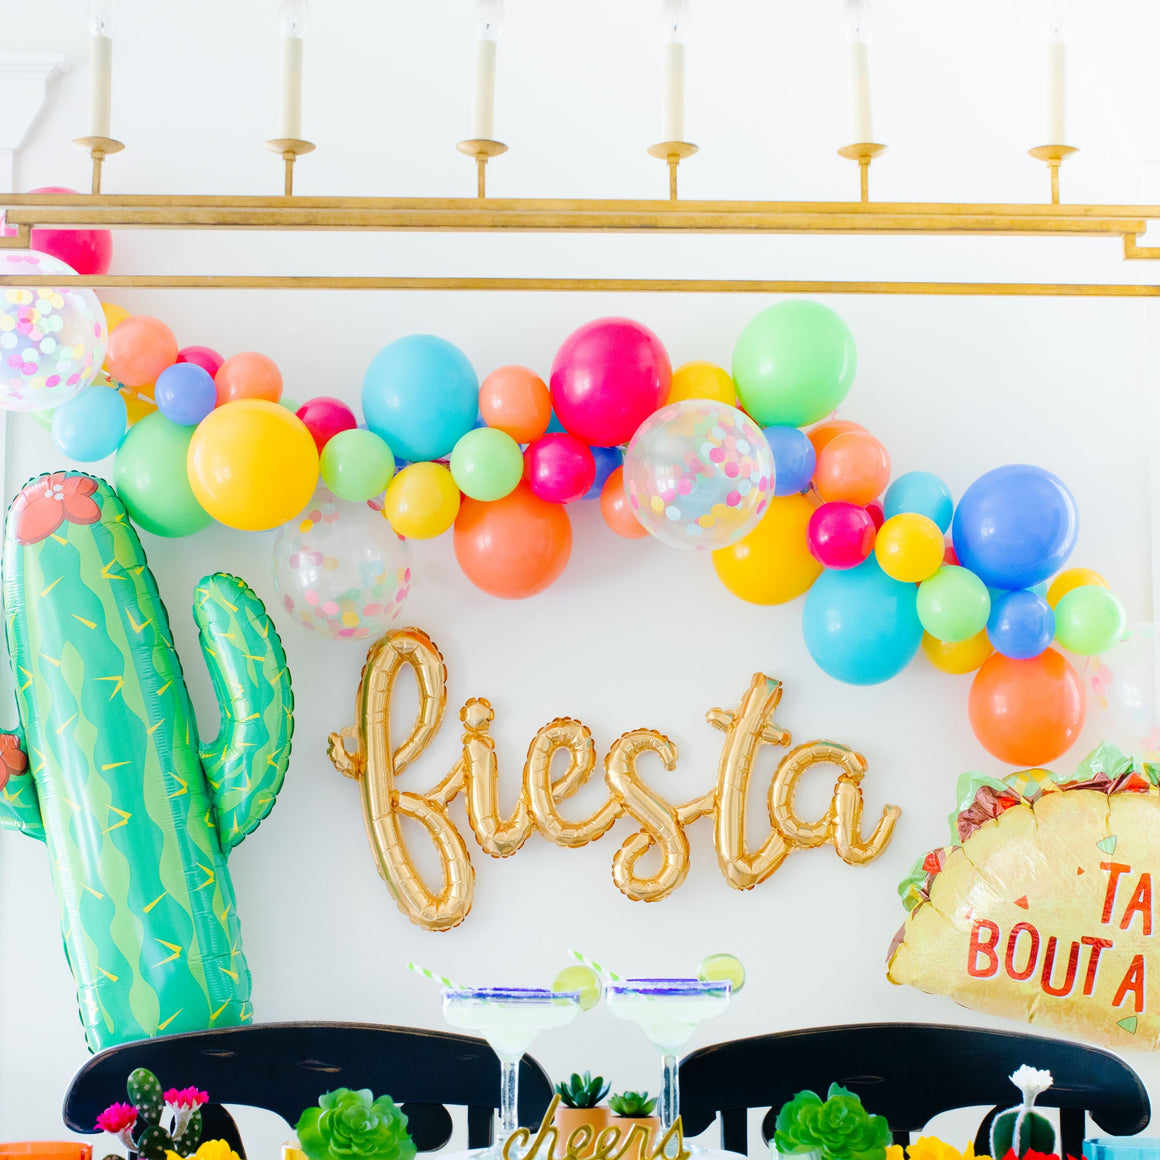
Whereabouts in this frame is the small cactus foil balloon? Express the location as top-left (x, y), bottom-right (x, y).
top-left (0, 471), bottom-right (294, 1051)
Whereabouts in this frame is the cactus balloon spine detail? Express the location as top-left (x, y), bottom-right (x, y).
top-left (0, 471), bottom-right (294, 1051)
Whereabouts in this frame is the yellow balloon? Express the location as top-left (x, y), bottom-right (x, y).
top-left (383, 462), bottom-right (461, 539)
top-left (875, 513), bottom-right (944, 582)
top-left (667, 361), bottom-right (737, 407)
top-left (101, 301), bottom-right (131, 331)
top-left (922, 629), bottom-right (993, 674)
top-left (1047, 566), bottom-right (1108, 609)
top-left (187, 399), bottom-right (319, 530)
top-left (712, 493), bottom-right (822, 604)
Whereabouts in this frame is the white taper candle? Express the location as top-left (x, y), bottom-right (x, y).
top-left (280, 34), bottom-right (304, 140)
top-left (848, 40), bottom-right (872, 142)
top-left (471, 37), bottom-right (498, 140)
top-left (662, 41), bottom-right (685, 142)
top-left (1046, 37), bottom-right (1066, 143)
top-left (88, 34), bottom-right (113, 139)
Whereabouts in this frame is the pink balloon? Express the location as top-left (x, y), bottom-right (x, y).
top-left (549, 317), bottom-right (670, 446)
top-left (177, 345), bottom-right (224, 379)
top-left (807, 501), bottom-right (877, 569)
top-left (865, 500), bottom-right (885, 530)
top-left (523, 432), bottom-right (596, 504)
top-left (296, 396), bottom-right (358, 452)
top-left (26, 187), bottom-right (113, 276)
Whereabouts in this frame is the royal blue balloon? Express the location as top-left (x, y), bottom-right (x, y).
top-left (583, 445), bottom-right (623, 500)
top-left (154, 362), bottom-right (216, 427)
top-left (987, 588), bottom-right (1055, 659)
top-left (52, 386), bottom-right (127, 462)
top-left (951, 464), bottom-right (1078, 589)
top-left (362, 335), bottom-right (479, 462)
top-left (802, 556), bottom-right (923, 685)
top-left (884, 470), bottom-right (954, 532)
top-left (763, 425), bottom-right (816, 496)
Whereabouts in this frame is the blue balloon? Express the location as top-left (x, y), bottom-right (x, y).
top-left (546, 410), bottom-right (566, 434)
top-left (763, 425), bottom-right (816, 496)
top-left (802, 556), bottom-right (923, 685)
top-left (884, 470), bottom-right (954, 532)
top-left (583, 445), bottom-right (623, 500)
top-left (987, 588), bottom-right (1055, 659)
top-left (951, 464), bottom-right (1078, 589)
top-left (154, 362), bottom-right (216, 427)
top-left (52, 386), bottom-right (127, 462)
top-left (362, 335), bottom-right (478, 462)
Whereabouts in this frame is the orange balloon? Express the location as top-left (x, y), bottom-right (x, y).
top-left (454, 483), bottom-right (572, 599)
top-left (215, 352), bottom-right (283, 406)
top-left (807, 418), bottom-right (864, 458)
top-left (600, 466), bottom-right (648, 538)
top-left (968, 648), bottom-right (1085, 766)
top-left (478, 365), bottom-right (551, 444)
top-left (814, 430), bottom-right (891, 506)
top-left (105, 315), bottom-right (178, 388)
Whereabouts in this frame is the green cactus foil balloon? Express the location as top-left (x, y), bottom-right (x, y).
top-left (0, 471), bottom-right (294, 1051)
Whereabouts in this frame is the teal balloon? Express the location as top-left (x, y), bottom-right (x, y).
top-left (52, 385), bottom-right (127, 462)
top-left (731, 301), bottom-right (856, 427)
top-left (802, 556), bottom-right (923, 685)
top-left (917, 565), bottom-right (991, 642)
top-left (321, 428), bottom-right (396, 502)
top-left (114, 412), bottom-right (212, 537)
top-left (450, 426), bottom-right (524, 501)
top-left (1054, 584), bottom-right (1127, 656)
top-left (884, 471), bottom-right (954, 533)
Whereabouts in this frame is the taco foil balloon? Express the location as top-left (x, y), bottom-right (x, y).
top-left (0, 471), bottom-right (294, 1051)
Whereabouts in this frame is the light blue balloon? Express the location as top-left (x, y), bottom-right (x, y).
top-left (362, 335), bottom-right (478, 462)
top-left (884, 470), bottom-right (954, 532)
top-left (802, 556), bottom-right (923, 685)
top-left (52, 385), bottom-right (127, 462)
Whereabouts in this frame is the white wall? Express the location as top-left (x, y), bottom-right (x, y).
top-left (2, 1), bottom-right (1160, 1156)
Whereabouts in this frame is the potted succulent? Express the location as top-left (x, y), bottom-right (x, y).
top-left (608, 1091), bottom-right (660, 1160)
top-left (294, 1088), bottom-right (415, 1160)
top-left (773, 1083), bottom-right (889, 1160)
top-left (553, 1073), bottom-right (611, 1159)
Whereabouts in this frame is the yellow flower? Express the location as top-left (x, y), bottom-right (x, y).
top-left (165, 1141), bottom-right (242, 1160)
top-left (905, 1138), bottom-right (978, 1160)
top-left (887, 1146), bottom-right (906, 1160)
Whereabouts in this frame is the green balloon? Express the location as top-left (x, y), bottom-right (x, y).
top-left (114, 412), bottom-right (212, 537)
top-left (731, 300), bottom-right (856, 427)
top-left (449, 426), bottom-right (524, 501)
top-left (33, 406), bottom-right (57, 431)
top-left (1054, 584), bottom-right (1127, 655)
top-left (320, 427), bottom-right (395, 502)
top-left (916, 565), bottom-right (991, 642)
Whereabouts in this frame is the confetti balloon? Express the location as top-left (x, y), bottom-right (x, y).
top-left (622, 400), bottom-right (774, 551)
top-left (272, 487), bottom-right (412, 640)
top-left (1085, 623), bottom-right (1160, 762)
top-left (0, 251), bottom-right (106, 412)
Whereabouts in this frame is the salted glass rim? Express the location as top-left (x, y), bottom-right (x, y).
top-left (606, 978), bottom-right (731, 997)
top-left (442, 986), bottom-right (582, 1002)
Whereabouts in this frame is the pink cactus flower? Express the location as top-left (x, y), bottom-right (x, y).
top-left (95, 1103), bottom-right (138, 1134)
top-left (164, 1087), bottom-right (209, 1109)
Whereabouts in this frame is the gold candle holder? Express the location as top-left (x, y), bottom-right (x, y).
top-left (457, 139), bottom-right (508, 199)
top-left (72, 136), bottom-right (124, 195)
top-left (837, 142), bottom-right (887, 203)
top-left (265, 138), bottom-right (316, 196)
top-left (648, 141), bottom-right (698, 201)
top-left (1028, 144), bottom-right (1078, 205)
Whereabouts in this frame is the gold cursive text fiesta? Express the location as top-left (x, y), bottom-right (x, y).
top-left (328, 628), bottom-right (900, 932)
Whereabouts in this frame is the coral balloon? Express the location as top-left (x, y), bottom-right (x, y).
top-left (215, 352), bottom-right (283, 406)
top-left (550, 317), bottom-right (671, 446)
top-left (667, 361), bottom-right (736, 407)
top-left (712, 494), bottom-right (823, 605)
top-left (807, 501), bottom-right (876, 569)
top-left (601, 466), bottom-right (648, 538)
top-left (29, 187), bottom-right (113, 276)
top-left (296, 396), bottom-right (357, 452)
top-left (478, 365), bottom-right (552, 443)
top-left (874, 513), bottom-right (945, 583)
top-left (814, 430), bottom-right (891, 506)
top-left (187, 399), bottom-right (319, 530)
top-left (105, 315), bottom-right (177, 389)
top-left (922, 629), bottom-right (993, 674)
top-left (968, 648), bottom-right (1085, 765)
top-left (454, 483), bottom-right (572, 599)
top-left (382, 462), bottom-right (461, 539)
top-left (523, 432), bottom-right (596, 504)
top-left (1047, 566), bottom-right (1108, 609)
top-left (807, 418), bottom-right (864, 459)
top-left (177, 345), bottom-right (224, 379)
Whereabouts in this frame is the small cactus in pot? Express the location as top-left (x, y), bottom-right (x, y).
top-left (609, 1092), bottom-right (660, 1160)
top-left (553, 1073), bottom-right (612, 1160)
top-left (990, 1066), bottom-right (1056, 1160)
top-left (94, 1068), bottom-right (211, 1160)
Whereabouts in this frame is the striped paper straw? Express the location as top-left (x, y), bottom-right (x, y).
top-left (569, 948), bottom-right (622, 982)
top-left (408, 961), bottom-right (464, 990)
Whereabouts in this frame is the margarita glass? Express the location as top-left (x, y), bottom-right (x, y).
top-left (606, 979), bottom-right (731, 1147)
top-left (443, 986), bottom-right (582, 1157)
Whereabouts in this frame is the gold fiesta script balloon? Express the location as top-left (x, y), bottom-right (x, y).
top-left (329, 627), bottom-right (900, 932)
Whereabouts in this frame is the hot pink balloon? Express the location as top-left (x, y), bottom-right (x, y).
top-left (549, 317), bottom-right (671, 446)
top-left (865, 500), bottom-right (885, 530)
top-left (297, 396), bottom-right (358, 452)
top-left (177, 345), bottom-right (224, 379)
top-left (22, 187), bottom-right (113, 276)
top-left (807, 501), bottom-right (877, 569)
top-left (524, 432), bottom-right (596, 504)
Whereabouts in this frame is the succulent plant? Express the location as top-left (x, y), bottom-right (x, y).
top-left (555, 1072), bottom-right (611, 1110)
top-left (609, 1092), bottom-right (658, 1118)
top-left (774, 1083), bottom-right (889, 1160)
top-left (990, 1066), bottom-right (1056, 1160)
top-left (296, 1088), bottom-right (416, 1160)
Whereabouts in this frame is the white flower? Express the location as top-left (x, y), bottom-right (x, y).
top-left (1009, 1065), bottom-right (1053, 1106)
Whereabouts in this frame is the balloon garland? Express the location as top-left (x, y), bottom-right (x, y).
top-left (1, 251), bottom-right (1129, 769)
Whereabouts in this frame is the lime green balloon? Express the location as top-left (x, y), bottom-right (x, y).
top-left (34, 406), bottom-right (57, 431)
top-left (114, 412), bottom-right (212, 537)
top-left (731, 300), bottom-right (856, 427)
top-left (320, 427), bottom-right (396, 502)
top-left (916, 565), bottom-right (991, 642)
top-left (1054, 584), bottom-right (1127, 655)
top-left (450, 426), bottom-right (524, 501)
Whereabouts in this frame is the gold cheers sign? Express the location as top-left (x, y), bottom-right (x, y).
top-left (328, 628), bottom-right (899, 931)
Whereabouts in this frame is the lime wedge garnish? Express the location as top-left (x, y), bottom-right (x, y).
top-left (553, 964), bottom-right (602, 1011)
top-left (697, 953), bottom-right (745, 994)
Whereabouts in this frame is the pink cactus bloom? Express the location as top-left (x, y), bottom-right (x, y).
top-left (95, 1103), bottom-right (138, 1134)
top-left (164, 1087), bottom-right (209, 1109)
